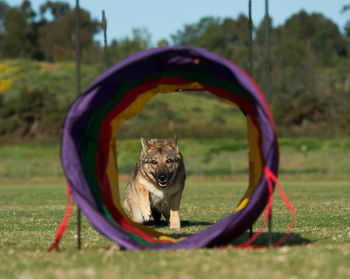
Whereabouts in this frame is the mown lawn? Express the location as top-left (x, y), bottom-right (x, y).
top-left (0, 177), bottom-right (349, 279)
top-left (1, 138), bottom-right (350, 178)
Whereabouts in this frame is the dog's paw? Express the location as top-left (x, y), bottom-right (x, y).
top-left (142, 208), bottom-right (152, 222)
top-left (170, 221), bottom-right (181, 229)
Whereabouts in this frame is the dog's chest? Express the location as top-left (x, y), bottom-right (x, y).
top-left (138, 176), bottom-right (164, 198)
top-left (149, 192), bottom-right (166, 210)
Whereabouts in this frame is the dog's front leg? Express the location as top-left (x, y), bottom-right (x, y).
top-left (169, 187), bottom-right (184, 229)
top-left (136, 183), bottom-right (151, 222)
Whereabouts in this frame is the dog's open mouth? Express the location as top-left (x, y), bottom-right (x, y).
top-left (158, 181), bottom-right (168, 188)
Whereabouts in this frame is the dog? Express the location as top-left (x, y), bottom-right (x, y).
top-left (124, 135), bottom-right (186, 229)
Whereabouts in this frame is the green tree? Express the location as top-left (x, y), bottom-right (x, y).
top-left (342, 4), bottom-right (350, 38)
top-left (109, 28), bottom-right (152, 64)
top-left (171, 17), bottom-right (220, 45)
top-left (38, 1), bottom-right (101, 61)
top-left (39, 1), bottom-right (70, 20)
top-left (274, 11), bottom-right (347, 66)
top-left (170, 16), bottom-right (250, 70)
top-left (157, 38), bottom-right (169, 47)
top-left (0, 0), bottom-right (38, 58)
top-left (0, 0), bottom-right (9, 34)
top-left (253, 11), bottom-right (349, 127)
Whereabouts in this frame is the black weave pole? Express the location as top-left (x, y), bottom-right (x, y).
top-left (265, 0), bottom-right (273, 246)
top-left (102, 10), bottom-right (110, 69)
top-left (265, 0), bottom-right (271, 103)
top-left (248, 0), bottom-right (253, 79)
top-left (75, 0), bottom-right (82, 251)
top-left (248, 0), bottom-right (253, 238)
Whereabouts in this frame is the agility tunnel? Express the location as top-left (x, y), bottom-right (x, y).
top-left (56, 45), bottom-right (289, 250)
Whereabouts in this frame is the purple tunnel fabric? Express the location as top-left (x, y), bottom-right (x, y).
top-left (61, 45), bottom-right (279, 250)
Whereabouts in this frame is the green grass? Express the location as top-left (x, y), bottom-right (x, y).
top-left (1, 138), bottom-right (350, 178)
top-left (0, 142), bottom-right (63, 178)
top-left (1, 178), bottom-right (350, 278)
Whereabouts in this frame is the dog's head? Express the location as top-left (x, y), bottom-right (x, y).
top-left (139, 135), bottom-right (182, 188)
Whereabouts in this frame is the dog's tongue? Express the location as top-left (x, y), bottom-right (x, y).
top-left (158, 182), bottom-right (167, 187)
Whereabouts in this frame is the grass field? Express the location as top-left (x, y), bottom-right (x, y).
top-left (1, 177), bottom-right (349, 279)
top-left (1, 138), bottom-right (350, 178)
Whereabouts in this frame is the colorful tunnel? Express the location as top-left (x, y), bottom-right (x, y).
top-left (61, 45), bottom-right (279, 250)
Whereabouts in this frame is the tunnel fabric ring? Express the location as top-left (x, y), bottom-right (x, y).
top-left (61, 46), bottom-right (279, 250)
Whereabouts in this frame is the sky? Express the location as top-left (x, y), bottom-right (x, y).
top-left (10, 0), bottom-right (350, 45)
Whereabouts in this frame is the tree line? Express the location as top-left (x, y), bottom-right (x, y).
top-left (0, 0), bottom-right (350, 139)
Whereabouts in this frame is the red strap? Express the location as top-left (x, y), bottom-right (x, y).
top-left (47, 184), bottom-right (74, 252)
top-left (266, 167), bottom-right (296, 248)
top-left (236, 167), bottom-right (295, 249)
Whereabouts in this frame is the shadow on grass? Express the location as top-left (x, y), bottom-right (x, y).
top-left (231, 232), bottom-right (311, 247)
top-left (143, 219), bottom-right (212, 228)
top-left (143, 219), bottom-right (213, 238)
top-left (144, 219), bottom-right (311, 245)
top-left (165, 232), bottom-right (312, 246)
top-left (144, 220), bottom-right (311, 247)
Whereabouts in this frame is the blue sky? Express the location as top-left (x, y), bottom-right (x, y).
top-left (11, 0), bottom-right (350, 44)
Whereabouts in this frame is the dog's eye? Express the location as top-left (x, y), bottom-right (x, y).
top-left (151, 160), bottom-right (157, 165)
top-left (166, 159), bottom-right (173, 164)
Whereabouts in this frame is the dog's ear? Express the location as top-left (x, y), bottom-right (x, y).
top-left (170, 134), bottom-right (177, 145)
top-left (170, 135), bottom-right (179, 152)
top-left (140, 137), bottom-right (149, 153)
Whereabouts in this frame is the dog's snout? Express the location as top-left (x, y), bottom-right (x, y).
top-left (157, 172), bottom-right (168, 182)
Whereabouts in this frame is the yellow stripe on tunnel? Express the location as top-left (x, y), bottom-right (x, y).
top-left (216, 98), bottom-right (264, 212)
